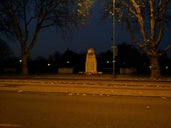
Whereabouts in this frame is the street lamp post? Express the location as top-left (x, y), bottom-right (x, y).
top-left (112, 45), bottom-right (117, 77)
top-left (112, 0), bottom-right (117, 78)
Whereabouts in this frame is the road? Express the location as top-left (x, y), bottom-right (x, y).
top-left (0, 91), bottom-right (171, 128)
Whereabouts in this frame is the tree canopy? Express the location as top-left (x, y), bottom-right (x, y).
top-left (103, 0), bottom-right (171, 79)
top-left (0, 0), bottom-right (94, 75)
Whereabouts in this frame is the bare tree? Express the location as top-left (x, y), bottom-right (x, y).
top-left (0, 0), bottom-right (94, 75)
top-left (104, 0), bottom-right (171, 79)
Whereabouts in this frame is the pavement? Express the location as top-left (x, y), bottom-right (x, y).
top-left (0, 74), bottom-right (171, 97)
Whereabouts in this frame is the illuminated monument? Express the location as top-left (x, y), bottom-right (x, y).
top-left (85, 48), bottom-right (97, 74)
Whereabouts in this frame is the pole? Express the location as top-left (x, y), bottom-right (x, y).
top-left (112, 0), bottom-right (116, 78)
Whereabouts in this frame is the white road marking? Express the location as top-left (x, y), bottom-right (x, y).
top-left (0, 123), bottom-right (21, 127)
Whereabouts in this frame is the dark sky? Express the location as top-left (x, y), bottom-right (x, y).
top-left (5, 1), bottom-right (171, 58)
top-left (7, 1), bottom-right (132, 58)
top-left (30, 16), bottom-right (131, 58)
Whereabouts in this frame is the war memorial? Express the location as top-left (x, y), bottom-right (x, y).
top-left (85, 48), bottom-right (97, 75)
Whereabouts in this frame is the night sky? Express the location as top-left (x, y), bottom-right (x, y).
top-left (5, 1), bottom-right (171, 58)
top-left (5, 2), bottom-right (129, 58)
top-left (30, 15), bottom-right (131, 58)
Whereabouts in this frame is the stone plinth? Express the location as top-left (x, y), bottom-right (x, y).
top-left (58, 68), bottom-right (73, 74)
top-left (85, 48), bottom-right (97, 74)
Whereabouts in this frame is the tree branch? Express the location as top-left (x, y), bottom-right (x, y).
top-left (7, 3), bottom-right (24, 48)
top-left (156, 0), bottom-right (171, 46)
top-left (41, 23), bottom-right (55, 28)
top-left (159, 42), bottom-right (171, 56)
top-left (130, 0), bottom-right (148, 44)
top-left (23, 0), bottom-right (29, 44)
top-left (125, 17), bottom-right (150, 56)
top-left (149, 0), bottom-right (156, 42)
top-left (122, 1), bottom-right (137, 17)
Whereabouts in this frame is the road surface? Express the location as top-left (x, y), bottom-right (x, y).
top-left (0, 91), bottom-right (171, 128)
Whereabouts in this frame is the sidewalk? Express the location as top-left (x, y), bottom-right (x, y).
top-left (0, 74), bottom-right (171, 97)
top-left (1, 74), bottom-right (171, 81)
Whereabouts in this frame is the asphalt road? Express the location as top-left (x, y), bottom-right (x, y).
top-left (0, 91), bottom-right (171, 128)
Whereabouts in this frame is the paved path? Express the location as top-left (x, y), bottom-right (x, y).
top-left (0, 75), bottom-right (171, 97)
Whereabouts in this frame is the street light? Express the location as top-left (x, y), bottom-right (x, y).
top-left (112, 0), bottom-right (117, 78)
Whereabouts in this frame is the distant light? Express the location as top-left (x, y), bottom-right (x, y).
top-left (165, 66), bottom-right (169, 69)
top-left (48, 63), bottom-right (51, 66)
top-left (19, 59), bottom-right (22, 63)
top-left (149, 66), bottom-right (151, 69)
top-left (67, 61), bottom-right (70, 64)
top-left (106, 60), bottom-right (109, 64)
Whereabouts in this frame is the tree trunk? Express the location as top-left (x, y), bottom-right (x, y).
top-left (21, 55), bottom-right (28, 75)
top-left (150, 55), bottom-right (161, 80)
